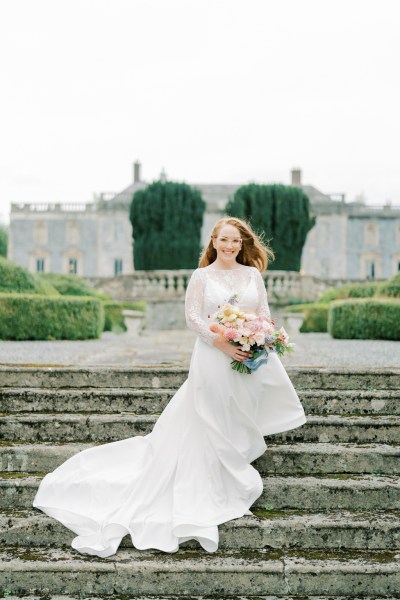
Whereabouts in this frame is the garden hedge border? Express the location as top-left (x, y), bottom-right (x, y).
top-left (0, 294), bottom-right (104, 340)
top-left (328, 298), bottom-right (400, 340)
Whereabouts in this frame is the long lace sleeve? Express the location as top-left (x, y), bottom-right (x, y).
top-left (185, 269), bottom-right (219, 346)
top-left (254, 269), bottom-right (271, 320)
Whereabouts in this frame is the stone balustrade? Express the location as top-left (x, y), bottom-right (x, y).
top-left (88, 269), bottom-right (358, 305)
top-left (11, 202), bottom-right (95, 213)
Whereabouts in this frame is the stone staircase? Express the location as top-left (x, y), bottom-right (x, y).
top-left (0, 365), bottom-right (399, 599)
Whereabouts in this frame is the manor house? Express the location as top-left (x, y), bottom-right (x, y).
top-left (9, 163), bottom-right (400, 281)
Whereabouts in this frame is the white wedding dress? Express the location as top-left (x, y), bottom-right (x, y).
top-left (33, 265), bottom-right (307, 557)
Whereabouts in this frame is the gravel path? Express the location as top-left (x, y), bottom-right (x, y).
top-left (0, 329), bottom-right (399, 369)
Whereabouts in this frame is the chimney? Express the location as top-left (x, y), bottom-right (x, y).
top-left (291, 167), bottom-right (302, 187)
top-left (133, 160), bottom-right (141, 183)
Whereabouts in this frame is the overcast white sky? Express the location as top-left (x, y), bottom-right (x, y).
top-left (1, 0), bottom-right (399, 223)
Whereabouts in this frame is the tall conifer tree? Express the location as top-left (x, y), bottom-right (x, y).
top-left (0, 227), bottom-right (7, 258)
top-left (130, 181), bottom-right (206, 270)
top-left (226, 184), bottom-right (315, 271)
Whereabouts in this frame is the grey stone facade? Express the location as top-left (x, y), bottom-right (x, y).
top-left (8, 164), bottom-right (400, 280)
top-left (10, 203), bottom-right (136, 277)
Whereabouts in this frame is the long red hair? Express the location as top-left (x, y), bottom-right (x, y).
top-left (199, 217), bottom-right (274, 272)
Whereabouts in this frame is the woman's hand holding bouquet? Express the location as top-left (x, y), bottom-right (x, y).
top-left (209, 295), bottom-right (294, 374)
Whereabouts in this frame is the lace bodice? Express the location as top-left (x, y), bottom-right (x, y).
top-left (185, 265), bottom-right (271, 345)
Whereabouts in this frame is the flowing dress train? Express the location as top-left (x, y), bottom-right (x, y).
top-left (33, 265), bottom-right (307, 557)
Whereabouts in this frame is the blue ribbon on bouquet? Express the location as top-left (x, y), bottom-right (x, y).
top-left (242, 348), bottom-right (270, 372)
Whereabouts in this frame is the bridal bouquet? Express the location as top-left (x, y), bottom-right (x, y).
top-left (209, 295), bottom-right (294, 374)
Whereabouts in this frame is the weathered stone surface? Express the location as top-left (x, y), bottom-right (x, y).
top-left (2, 413), bottom-right (399, 444)
top-left (269, 416), bottom-right (400, 444)
top-left (1, 510), bottom-right (400, 551)
top-left (0, 547), bottom-right (399, 597)
top-left (2, 442), bottom-right (399, 476)
top-left (258, 443), bottom-right (400, 475)
top-left (284, 555), bottom-right (400, 596)
top-left (2, 475), bottom-right (400, 511)
top-left (0, 387), bottom-right (173, 414)
top-left (260, 475), bottom-right (400, 510)
top-left (0, 413), bottom-right (155, 443)
top-left (1, 366), bottom-right (399, 390)
top-left (298, 389), bottom-right (400, 416)
top-left (3, 597), bottom-right (400, 600)
top-left (2, 387), bottom-right (399, 415)
top-left (1, 364), bottom-right (399, 599)
top-left (0, 366), bottom-right (188, 389)
top-left (0, 443), bottom-right (89, 473)
top-left (0, 476), bottom-right (40, 509)
top-left (287, 368), bottom-right (400, 391)
top-left (0, 547), bottom-right (285, 597)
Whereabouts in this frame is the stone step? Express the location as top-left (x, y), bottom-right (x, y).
top-left (1, 442), bottom-right (399, 476)
top-left (2, 474), bottom-right (399, 511)
top-left (2, 387), bottom-right (399, 415)
top-left (1, 413), bottom-right (399, 444)
top-left (3, 597), bottom-right (400, 600)
top-left (1, 366), bottom-right (399, 390)
top-left (1, 509), bottom-right (400, 551)
top-left (6, 597), bottom-right (400, 600)
top-left (0, 388), bottom-right (173, 415)
top-left (300, 390), bottom-right (400, 416)
top-left (2, 597), bottom-right (399, 600)
top-left (0, 546), bottom-right (399, 598)
top-left (262, 443), bottom-right (400, 476)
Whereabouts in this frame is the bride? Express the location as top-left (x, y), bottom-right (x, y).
top-left (33, 217), bottom-right (307, 557)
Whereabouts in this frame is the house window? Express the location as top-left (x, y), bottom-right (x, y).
top-left (36, 258), bottom-right (45, 272)
top-left (366, 260), bottom-right (375, 280)
top-left (33, 221), bottom-right (48, 245)
top-left (114, 222), bottom-right (123, 241)
top-left (68, 258), bottom-right (78, 274)
top-left (320, 257), bottom-right (330, 278)
top-left (66, 221), bottom-right (80, 244)
top-left (364, 222), bottom-right (379, 246)
top-left (114, 258), bottom-right (123, 275)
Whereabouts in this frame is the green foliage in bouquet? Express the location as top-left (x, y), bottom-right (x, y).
top-left (0, 226), bottom-right (7, 257)
top-left (378, 273), bottom-right (400, 298)
top-left (104, 301), bottom-right (146, 333)
top-left (130, 180), bottom-right (206, 270)
top-left (226, 183), bottom-right (315, 271)
top-left (38, 273), bottom-right (111, 301)
top-left (0, 257), bottom-right (59, 295)
top-left (0, 294), bottom-right (104, 340)
top-left (328, 298), bottom-right (400, 340)
top-left (318, 282), bottom-right (380, 303)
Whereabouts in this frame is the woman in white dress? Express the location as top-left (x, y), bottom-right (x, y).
top-left (33, 217), bottom-right (307, 558)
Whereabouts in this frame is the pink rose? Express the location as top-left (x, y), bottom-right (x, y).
top-left (224, 329), bottom-right (240, 342)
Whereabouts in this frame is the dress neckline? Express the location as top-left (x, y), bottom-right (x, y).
top-left (204, 264), bottom-right (250, 272)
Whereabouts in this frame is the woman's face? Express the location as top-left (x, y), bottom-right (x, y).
top-left (213, 224), bottom-right (242, 265)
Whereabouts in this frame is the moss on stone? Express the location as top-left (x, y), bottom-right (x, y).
top-left (0, 471), bottom-right (45, 478)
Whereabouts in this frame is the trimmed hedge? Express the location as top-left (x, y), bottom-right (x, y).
top-left (318, 282), bottom-right (380, 304)
top-left (328, 299), bottom-right (400, 340)
top-left (299, 303), bottom-right (329, 333)
top-left (38, 273), bottom-right (111, 301)
top-left (0, 294), bottom-right (104, 340)
top-left (378, 273), bottom-right (400, 298)
top-left (104, 301), bottom-right (146, 333)
top-left (0, 258), bottom-right (59, 296)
